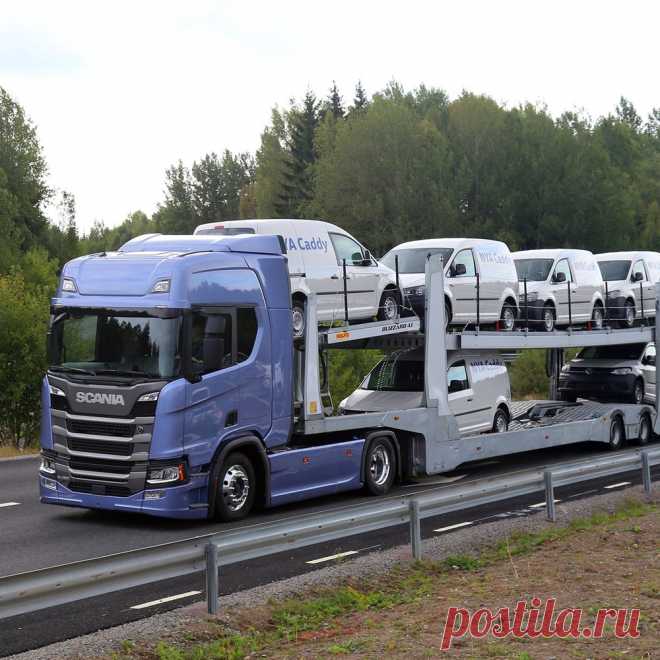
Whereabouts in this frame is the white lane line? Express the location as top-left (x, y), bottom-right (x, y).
top-left (130, 591), bottom-right (201, 610)
top-left (604, 481), bottom-right (631, 490)
top-left (306, 550), bottom-right (359, 565)
top-left (434, 521), bottom-right (473, 533)
top-left (529, 500), bottom-right (561, 509)
top-left (0, 502), bottom-right (20, 508)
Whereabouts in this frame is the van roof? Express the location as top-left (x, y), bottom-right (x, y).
top-left (119, 233), bottom-right (284, 255)
top-left (596, 251), bottom-right (660, 261)
top-left (512, 249), bottom-right (596, 260)
top-left (391, 238), bottom-right (509, 251)
top-left (194, 218), bottom-right (345, 234)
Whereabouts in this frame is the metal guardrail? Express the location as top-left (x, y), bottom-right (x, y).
top-left (0, 448), bottom-right (658, 620)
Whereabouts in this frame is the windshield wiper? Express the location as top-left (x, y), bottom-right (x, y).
top-left (49, 365), bottom-right (97, 376)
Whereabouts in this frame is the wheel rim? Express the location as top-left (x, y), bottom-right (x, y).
top-left (495, 413), bottom-right (507, 433)
top-left (383, 296), bottom-right (397, 320)
top-left (611, 422), bottom-right (622, 448)
top-left (626, 304), bottom-right (635, 326)
top-left (593, 307), bottom-right (603, 329)
top-left (543, 309), bottom-right (554, 332)
top-left (502, 308), bottom-right (515, 331)
top-left (369, 445), bottom-right (391, 486)
top-left (635, 382), bottom-right (643, 404)
top-left (222, 465), bottom-right (250, 512)
top-left (292, 307), bottom-right (304, 337)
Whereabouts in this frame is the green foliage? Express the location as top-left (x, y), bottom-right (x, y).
top-left (328, 349), bottom-right (382, 409)
top-left (509, 350), bottom-right (549, 399)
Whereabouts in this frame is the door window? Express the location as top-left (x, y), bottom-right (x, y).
top-left (237, 308), bottom-right (258, 362)
top-left (632, 260), bottom-right (647, 282)
top-left (329, 233), bottom-right (367, 266)
top-left (447, 361), bottom-right (469, 393)
top-left (450, 249), bottom-right (476, 278)
top-left (553, 259), bottom-right (572, 283)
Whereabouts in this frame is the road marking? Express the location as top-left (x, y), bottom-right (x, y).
top-left (306, 550), bottom-right (359, 565)
top-left (0, 502), bottom-right (20, 508)
top-left (529, 500), bottom-right (561, 509)
top-left (434, 521), bottom-right (473, 533)
top-left (130, 591), bottom-right (201, 610)
top-left (604, 481), bottom-right (631, 490)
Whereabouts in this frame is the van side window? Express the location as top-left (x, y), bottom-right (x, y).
top-left (450, 249), bottom-right (476, 277)
top-left (632, 260), bottom-right (647, 281)
top-left (553, 259), bottom-right (572, 283)
top-left (191, 311), bottom-right (233, 376)
top-left (447, 361), bottom-right (469, 393)
top-left (237, 308), bottom-right (258, 362)
top-left (329, 233), bottom-right (366, 266)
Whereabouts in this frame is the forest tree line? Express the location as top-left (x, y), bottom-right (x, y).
top-left (1, 82), bottom-right (659, 446)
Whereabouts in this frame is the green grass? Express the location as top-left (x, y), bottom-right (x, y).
top-left (0, 445), bottom-right (39, 459)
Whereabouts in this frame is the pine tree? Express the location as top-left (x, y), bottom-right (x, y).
top-left (350, 81), bottom-right (368, 115)
top-left (328, 81), bottom-right (344, 120)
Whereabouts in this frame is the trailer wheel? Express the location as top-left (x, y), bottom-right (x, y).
top-left (492, 408), bottom-right (509, 433)
top-left (212, 452), bottom-right (256, 521)
top-left (638, 413), bottom-right (652, 446)
top-left (608, 417), bottom-right (625, 451)
top-left (364, 436), bottom-right (396, 495)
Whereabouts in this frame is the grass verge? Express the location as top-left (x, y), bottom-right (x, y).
top-left (0, 444), bottom-right (39, 459)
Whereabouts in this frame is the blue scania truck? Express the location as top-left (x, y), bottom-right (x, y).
top-left (39, 233), bottom-right (658, 520)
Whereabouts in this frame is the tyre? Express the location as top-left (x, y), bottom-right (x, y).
top-left (608, 417), bottom-right (625, 451)
top-left (492, 408), bottom-right (509, 433)
top-left (591, 304), bottom-right (604, 330)
top-left (542, 304), bottom-right (555, 332)
top-left (212, 451), bottom-right (256, 521)
top-left (621, 300), bottom-right (635, 328)
top-left (292, 300), bottom-right (306, 339)
top-left (378, 290), bottom-right (399, 322)
top-left (631, 379), bottom-right (644, 405)
top-left (500, 304), bottom-right (516, 331)
top-left (364, 436), bottom-right (396, 495)
top-left (638, 414), bottom-right (652, 446)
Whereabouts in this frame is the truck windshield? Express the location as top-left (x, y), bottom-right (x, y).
top-left (598, 260), bottom-right (631, 281)
top-left (514, 259), bottom-right (555, 282)
top-left (49, 310), bottom-right (183, 380)
top-left (577, 344), bottom-right (646, 360)
top-left (381, 248), bottom-right (454, 274)
top-left (362, 358), bottom-right (424, 392)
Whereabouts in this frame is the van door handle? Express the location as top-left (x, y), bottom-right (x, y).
top-left (467, 398), bottom-right (473, 402)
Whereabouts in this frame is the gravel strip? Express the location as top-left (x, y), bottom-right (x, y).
top-left (7, 485), bottom-right (657, 660)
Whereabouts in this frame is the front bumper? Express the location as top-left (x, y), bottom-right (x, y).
top-left (406, 292), bottom-right (425, 318)
top-left (518, 299), bottom-right (546, 328)
top-left (603, 295), bottom-right (627, 321)
top-left (558, 373), bottom-right (636, 401)
top-left (39, 472), bottom-right (210, 519)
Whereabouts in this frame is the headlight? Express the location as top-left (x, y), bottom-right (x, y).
top-left (404, 286), bottom-right (425, 297)
top-left (151, 279), bottom-right (171, 293)
top-left (147, 461), bottom-right (186, 485)
top-left (606, 289), bottom-right (621, 297)
top-left (61, 277), bottom-right (77, 293)
top-left (561, 364), bottom-right (571, 372)
top-left (40, 456), bottom-right (56, 475)
top-left (138, 391), bottom-right (160, 402)
top-left (611, 368), bottom-right (632, 375)
top-left (49, 384), bottom-right (65, 396)
top-left (522, 292), bottom-right (538, 302)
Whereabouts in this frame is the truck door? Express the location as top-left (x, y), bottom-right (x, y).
top-left (447, 249), bottom-right (478, 323)
top-left (447, 360), bottom-right (487, 434)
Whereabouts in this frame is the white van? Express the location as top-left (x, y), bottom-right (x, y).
top-left (380, 239), bottom-right (519, 330)
top-left (513, 249), bottom-right (605, 332)
top-left (596, 251), bottom-right (660, 327)
top-left (338, 348), bottom-right (512, 435)
top-left (194, 219), bottom-right (399, 337)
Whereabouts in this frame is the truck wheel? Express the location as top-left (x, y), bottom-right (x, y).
top-left (500, 304), bottom-right (516, 331)
top-left (608, 417), bottom-right (625, 451)
top-left (542, 304), bottom-right (555, 332)
top-left (212, 452), bottom-right (255, 521)
top-left (638, 413), bottom-right (652, 446)
top-left (292, 300), bottom-right (305, 339)
top-left (631, 379), bottom-right (644, 405)
top-left (378, 290), bottom-right (399, 322)
top-left (492, 408), bottom-right (509, 433)
top-left (591, 303), bottom-right (604, 330)
top-left (364, 437), bottom-right (396, 496)
top-left (622, 300), bottom-right (635, 328)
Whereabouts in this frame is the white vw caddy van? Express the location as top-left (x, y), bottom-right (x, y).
top-left (512, 249), bottom-right (605, 331)
top-left (380, 238), bottom-right (519, 330)
top-left (338, 348), bottom-right (512, 436)
top-left (194, 219), bottom-right (399, 337)
top-left (596, 251), bottom-right (660, 327)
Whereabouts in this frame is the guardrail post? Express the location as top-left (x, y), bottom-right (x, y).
top-left (641, 451), bottom-right (652, 495)
top-left (409, 500), bottom-right (422, 560)
top-left (543, 470), bottom-right (556, 522)
top-left (206, 542), bottom-right (219, 615)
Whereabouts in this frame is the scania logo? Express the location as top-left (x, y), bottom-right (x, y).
top-left (75, 392), bottom-right (125, 406)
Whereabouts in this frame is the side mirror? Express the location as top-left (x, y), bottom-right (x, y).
top-left (644, 355), bottom-right (656, 367)
top-left (553, 271), bottom-right (566, 283)
top-left (451, 263), bottom-right (467, 277)
top-left (633, 271), bottom-right (643, 282)
top-left (351, 251), bottom-right (363, 265)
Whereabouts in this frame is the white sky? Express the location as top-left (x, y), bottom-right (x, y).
top-left (1, 0), bottom-right (658, 232)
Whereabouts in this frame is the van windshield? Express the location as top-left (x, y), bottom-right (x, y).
top-left (598, 260), bottom-right (631, 281)
top-left (514, 259), bottom-right (554, 282)
top-left (381, 248), bottom-right (454, 274)
top-left (362, 358), bottom-right (424, 392)
top-left (577, 344), bottom-right (646, 360)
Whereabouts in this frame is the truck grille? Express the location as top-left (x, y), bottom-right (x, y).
top-left (67, 418), bottom-right (134, 437)
top-left (69, 457), bottom-right (133, 475)
top-left (67, 438), bottom-right (132, 456)
top-left (69, 481), bottom-right (133, 497)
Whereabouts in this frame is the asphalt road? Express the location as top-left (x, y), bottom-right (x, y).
top-left (0, 442), bottom-right (657, 657)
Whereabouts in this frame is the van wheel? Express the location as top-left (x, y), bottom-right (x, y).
top-left (608, 417), bottom-right (625, 451)
top-left (212, 452), bottom-right (255, 521)
top-left (292, 300), bottom-right (306, 339)
top-left (444, 302), bottom-right (452, 329)
top-left (631, 379), bottom-right (644, 405)
top-left (591, 303), bottom-right (604, 330)
top-left (378, 290), bottom-right (399, 322)
top-left (500, 304), bottom-right (516, 331)
top-left (622, 300), bottom-right (635, 328)
top-left (364, 437), bottom-right (396, 495)
top-left (542, 304), bottom-right (555, 332)
top-left (492, 408), bottom-right (509, 433)
top-left (638, 413), bottom-right (652, 446)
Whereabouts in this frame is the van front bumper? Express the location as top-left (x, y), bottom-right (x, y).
top-left (39, 474), bottom-right (209, 520)
top-left (604, 295), bottom-right (628, 321)
top-left (518, 299), bottom-right (547, 329)
top-left (558, 373), bottom-right (636, 401)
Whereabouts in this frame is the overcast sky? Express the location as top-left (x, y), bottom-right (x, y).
top-left (1, 0), bottom-right (658, 232)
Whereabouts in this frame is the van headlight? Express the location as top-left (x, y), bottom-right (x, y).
top-left (606, 289), bottom-right (622, 297)
top-left (147, 461), bottom-right (187, 486)
top-left (523, 292), bottom-right (538, 302)
top-left (611, 368), bottom-right (632, 375)
top-left (404, 286), bottom-right (425, 297)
